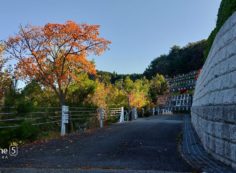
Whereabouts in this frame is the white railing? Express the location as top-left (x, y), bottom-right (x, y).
top-left (0, 106), bottom-right (129, 136)
top-left (0, 106), bottom-right (141, 139)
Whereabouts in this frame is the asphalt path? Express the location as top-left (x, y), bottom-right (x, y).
top-left (0, 115), bottom-right (192, 173)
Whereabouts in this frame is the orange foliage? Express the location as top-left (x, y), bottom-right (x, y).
top-left (89, 81), bottom-right (109, 109)
top-left (129, 92), bottom-right (148, 108)
top-left (5, 21), bottom-right (111, 105)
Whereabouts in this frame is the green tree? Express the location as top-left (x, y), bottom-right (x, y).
top-left (144, 40), bottom-right (206, 78)
top-left (67, 73), bottom-right (96, 106)
top-left (114, 76), bottom-right (150, 108)
top-left (149, 74), bottom-right (168, 103)
top-left (106, 86), bottom-right (127, 108)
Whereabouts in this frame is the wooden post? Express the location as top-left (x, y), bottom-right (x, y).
top-left (152, 108), bottom-right (155, 116)
top-left (98, 108), bottom-right (104, 128)
top-left (134, 107), bottom-right (138, 119)
top-left (61, 105), bottom-right (69, 136)
top-left (132, 107), bottom-right (138, 120)
top-left (119, 107), bottom-right (124, 123)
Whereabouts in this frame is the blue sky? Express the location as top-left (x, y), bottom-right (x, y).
top-left (0, 0), bottom-right (221, 74)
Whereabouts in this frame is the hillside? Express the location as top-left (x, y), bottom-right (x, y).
top-left (143, 40), bottom-right (206, 78)
top-left (98, 40), bottom-right (206, 82)
top-left (144, 0), bottom-right (236, 79)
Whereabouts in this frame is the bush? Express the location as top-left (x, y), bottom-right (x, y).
top-left (0, 121), bottom-right (39, 147)
top-left (0, 129), bottom-right (15, 147)
top-left (143, 111), bottom-right (151, 117)
top-left (15, 121), bottom-right (39, 141)
top-left (106, 115), bottom-right (119, 125)
top-left (16, 101), bottom-right (35, 113)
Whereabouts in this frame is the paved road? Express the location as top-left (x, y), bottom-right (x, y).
top-left (0, 115), bottom-right (192, 172)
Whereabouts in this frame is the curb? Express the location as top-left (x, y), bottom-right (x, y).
top-left (0, 168), bottom-right (191, 173)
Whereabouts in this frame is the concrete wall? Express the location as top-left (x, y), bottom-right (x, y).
top-left (191, 12), bottom-right (236, 169)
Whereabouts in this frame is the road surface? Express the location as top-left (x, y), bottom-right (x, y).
top-left (0, 115), bottom-right (192, 172)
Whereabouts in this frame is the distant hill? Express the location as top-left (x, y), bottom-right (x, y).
top-left (98, 40), bottom-right (207, 81)
top-left (143, 40), bottom-right (207, 78)
top-left (97, 71), bottom-right (143, 83)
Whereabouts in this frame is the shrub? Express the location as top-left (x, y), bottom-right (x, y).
top-left (15, 121), bottom-right (39, 142)
top-left (16, 101), bottom-right (35, 113)
top-left (106, 115), bottom-right (119, 125)
top-left (0, 121), bottom-right (39, 147)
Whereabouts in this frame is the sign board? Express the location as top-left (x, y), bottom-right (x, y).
top-left (62, 105), bottom-right (69, 124)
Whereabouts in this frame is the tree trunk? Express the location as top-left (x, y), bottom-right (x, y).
top-left (59, 93), bottom-right (66, 106)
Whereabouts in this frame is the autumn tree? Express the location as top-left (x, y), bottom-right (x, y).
top-left (106, 85), bottom-right (127, 108)
top-left (91, 81), bottom-right (108, 108)
top-left (128, 78), bottom-right (150, 108)
top-left (0, 45), bottom-right (11, 101)
top-left (115, 77), bottom-right (150, 108)
top-left (4, 21), bottom-right (111, 105)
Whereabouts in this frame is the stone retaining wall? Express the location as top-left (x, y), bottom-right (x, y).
top-left (191, 12), bottom-right (236, 169)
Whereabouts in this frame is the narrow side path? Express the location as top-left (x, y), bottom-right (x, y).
top-left (181, 115), bottom-right (235, 173)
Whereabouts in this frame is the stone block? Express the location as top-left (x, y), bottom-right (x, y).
top-left (224, 105), bottom-right (236, 123)
top-left (215, 137), bottom-right (224, 156)
top-left (230, 143), bottom-right (236, 162)
top-left (222, 124), bottom-right (230, 140)
top-left (224, 141), bottom-right (231, 160)
top-left (209, 134), bottom-right (216, 152)
top-left (213, 106), bottom-right (223, 121)
top-left (231, 70), bottom-right (236, 87)
top-left (227, 39), bottom-right (236, 57)
top-left (233, 89), bottom-right (236, 104)
top-left (214, 122), bottom-right (223, 139)
top-left (229, 125), bottom-right (236, 143)
top-left (223, 88), bottom-right (234, 104)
